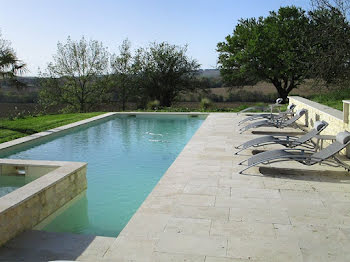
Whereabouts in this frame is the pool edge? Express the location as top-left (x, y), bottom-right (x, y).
top-left (0, 112), bottom-right (209, 154)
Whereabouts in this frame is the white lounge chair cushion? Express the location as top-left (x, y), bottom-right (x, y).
top-left (336, 131), bottom-right (350, 144)
top-left (287, 104), bottom-right (296, 110)
top-left (276, 98), bottom-right (283, 104)
top-left (314, 121), bottom-right (327, 131)
top-left (296, 109), bottom-right (307, 117)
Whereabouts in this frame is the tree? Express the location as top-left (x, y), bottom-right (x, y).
top-left (311, 0), bottom-right (350, 17)
top-left (217, 6), bottom-right (311, 102)
top-left (110, 39), bottom-right (135, 111)
top-left (39, 37), bottom-right (110, 112)
top-left (134, 42), bottom-right (200, 107)
top-left (0, 32), bottom-right (27, 88)
top-left (309, 2), bottom-right (350, 87)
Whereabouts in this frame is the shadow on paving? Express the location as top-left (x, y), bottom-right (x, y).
top-left (259, 166), bottom-right (350, 183)
top-left (0, 230), bottom-right (114, 262)
top-left (251, 130), bottom-right (306, 136)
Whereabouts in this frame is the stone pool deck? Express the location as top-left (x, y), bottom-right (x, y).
top-left (1, 113), bottom-right (350, 261)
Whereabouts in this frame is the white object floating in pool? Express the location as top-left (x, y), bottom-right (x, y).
top-left (146, 132), bottom-right (163, 136)
top-left (148, 139), bottom-right (169, 143)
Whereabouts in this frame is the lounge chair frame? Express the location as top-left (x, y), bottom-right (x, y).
top-left (239, 109), bottom-right (307, 134)
top-left (238, 133), bottom-right (350, 174)
top-left (237, 98), bottom-right (283, 115)
top-left (235, 121), bottom-right (328, 154)
top-left (238, 104), bottom-right (296, 126)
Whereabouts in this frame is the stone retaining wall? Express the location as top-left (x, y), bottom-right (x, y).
top-left (289, 96), bottom-right (349, 156)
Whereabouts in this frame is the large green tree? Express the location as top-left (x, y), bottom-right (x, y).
top-left (309, 1), bottom-right (350, 87)
top-left (0, 32), bottom-right (26, 88)
top-left (217, 6), bottom-right (311, 102)
top-left (39, 37), bottom-right (110, 112)
top-left (134, 42), bottom-right (200, 107)
top-left (110, 39), bottom-right (135, 111)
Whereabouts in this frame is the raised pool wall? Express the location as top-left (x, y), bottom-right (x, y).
top-left (289, 96), bottom-right (350, 156)
top-left (0, 159), bottom-right (87, 246)
top-left (0, 114), bottom-right (119, 246)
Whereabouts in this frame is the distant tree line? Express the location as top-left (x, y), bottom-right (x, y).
top-left (0, 33), bottom-right (205, 112)
top-left (217, 0), bottom-right (350, 102)
top-left (38, 37), bottom-right (205, 112)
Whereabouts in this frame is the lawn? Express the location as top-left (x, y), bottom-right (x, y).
top-left (309, 88), bottom-right (349, 111)
top-left (0, 112), bottom-right (104, 144)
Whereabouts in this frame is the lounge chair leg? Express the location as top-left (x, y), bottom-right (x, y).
top-left (238, 159), bottom-right (247, 165)
top-left (239, 166), bottom-right (251, 174)
top-left (234, 148), bottom-right (245, 155)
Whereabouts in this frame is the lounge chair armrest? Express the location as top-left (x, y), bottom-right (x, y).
top-left (278, 112), bottom-right (293, 116)
top-left (273, 135), bottom-right (298, 140)
top-left (281, 148), bottom-right (316, 154)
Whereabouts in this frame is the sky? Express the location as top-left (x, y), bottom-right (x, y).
top-left (0, 0), bottom-right (310, 76)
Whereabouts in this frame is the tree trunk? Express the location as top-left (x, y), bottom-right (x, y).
top-left (160, 94), bottom-right (172, 107)
top-left (271, 79), bottom-right (290, 103)
top-left (277, 89), bottom-right (289, 103)
top-left (122, 100), bottom-right (126, 111)
top-left (80, 97), bottom-right (86, 112)
top-left (80, 103), bottom-right (85, 113)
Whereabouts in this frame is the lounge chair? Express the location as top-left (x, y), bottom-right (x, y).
top-left (238, 104), bottom-right (296, 126)
top-left (238, 98), bottom-right (283, 114)
top-left (235, 120), bottom-right (328, 155)
top-left (239, 131), bottom-right (350, 174)
top-left (239, 109), bottom-right (307, 134)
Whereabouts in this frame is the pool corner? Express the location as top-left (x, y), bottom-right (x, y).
top-left (0, 159), bottom-right (87, 246)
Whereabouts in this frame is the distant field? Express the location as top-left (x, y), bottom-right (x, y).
top-left (173, 101), bottom-right (259, 109)
top-left (210, 80), bottom-right (320, 98)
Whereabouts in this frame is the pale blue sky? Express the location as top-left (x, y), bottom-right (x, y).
top-left (0, 0), bottom-right (310, 76)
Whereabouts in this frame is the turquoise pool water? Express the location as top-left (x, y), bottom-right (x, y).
top-left (0, 115), bottom-right (204, 236)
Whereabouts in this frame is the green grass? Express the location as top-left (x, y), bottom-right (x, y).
top-left (0, 112), bottom-right (104, 144)
top-left (309, 88), bottom-right (349, 111)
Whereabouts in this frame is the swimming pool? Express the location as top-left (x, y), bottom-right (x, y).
top-left (0, 114), bottom-right (205, 236)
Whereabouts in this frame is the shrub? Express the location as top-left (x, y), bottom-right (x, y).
top-left (147, 100), bottom-right (160, 110)
top-left (200, 98), bottom-right (212, 110)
